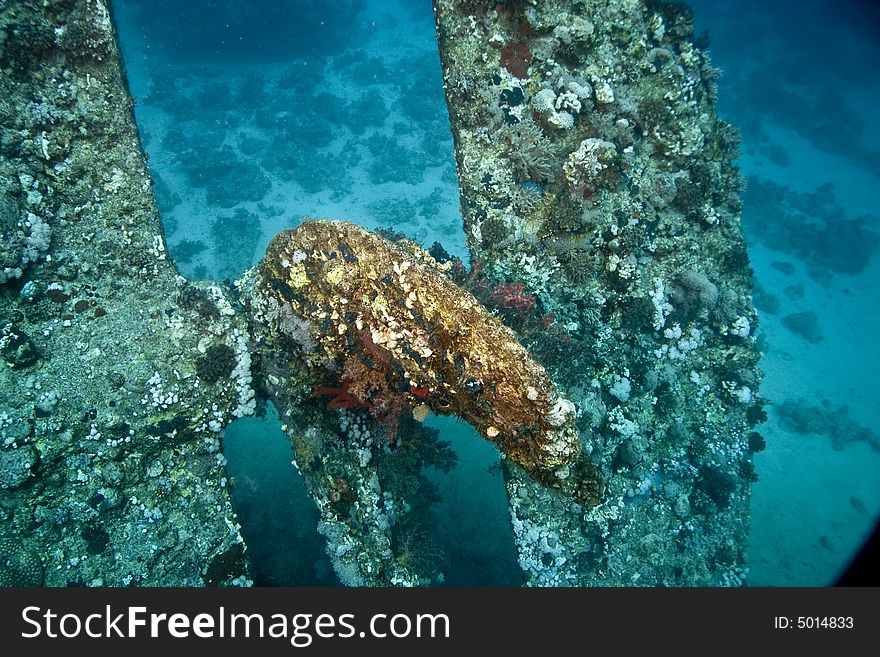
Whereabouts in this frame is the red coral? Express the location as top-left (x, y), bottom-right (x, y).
top-left (500, 41), bottom-right (532, 79)
top-left (451, 258), bottom-right (492, 300)
top-left (312, 379), bottom-right (373, 411)
top-left (409, 385), bottom-right (430, 398)
top-left (313, 359), bottom-right (406, 443)
top-left (358, 326), bottom-right (388, 365)
top-left (490, 282), bottom-right (536, 311)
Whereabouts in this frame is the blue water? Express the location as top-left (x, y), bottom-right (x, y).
top-left (686, 0), bottom-right (880, 585)
top-left (113, 0), bottom-right (880, 585)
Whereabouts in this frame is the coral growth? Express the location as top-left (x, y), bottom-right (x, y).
top-left (196, 343), bottom-right (238, 385)
top-left (490, 281), bottom-right (537, 311)
top-left (434, 0), bottom-right (762, 586)
top-left (247, 220), bottom-right (595, 499)
top-left (500, 41), bottom-right (532, 79)
top-left (504, 119), bottom-right (557, 183)
top-left (562, 137), bottom-right (619, 198)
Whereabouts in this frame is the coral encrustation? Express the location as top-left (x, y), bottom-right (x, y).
top-left (247, 219), bottom-right (594, 499)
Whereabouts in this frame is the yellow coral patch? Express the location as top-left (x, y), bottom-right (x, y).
top-left (324, 261), bottom-right (346, 286)
top-left (287, 262), bottom-right (309, 288)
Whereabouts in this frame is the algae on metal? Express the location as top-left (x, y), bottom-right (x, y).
top-left (247, 219), bottom-right (599, 500)
top-left (434, 0), bottom-right (763, 585)
top-left (0, 0), bottom-right (250, 586)
top-left (240, 220), bottom-right (598, 585)
top-left (1, 0), bottom-right (763, 588)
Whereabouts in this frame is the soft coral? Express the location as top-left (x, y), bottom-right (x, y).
top-left (312, 379), bottom-right (373, 411)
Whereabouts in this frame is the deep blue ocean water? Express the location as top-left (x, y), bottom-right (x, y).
top-left (113, 0), bottom-right (880, 586)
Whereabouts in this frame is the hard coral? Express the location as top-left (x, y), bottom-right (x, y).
top-left (250, 220), bottom-right (594, 500)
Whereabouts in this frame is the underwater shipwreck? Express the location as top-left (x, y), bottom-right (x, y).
top-left (0, 0), bottom-right (765, 587)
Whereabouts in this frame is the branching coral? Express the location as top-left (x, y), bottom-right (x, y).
top-left (504, 118), bottom-right (557, 183)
